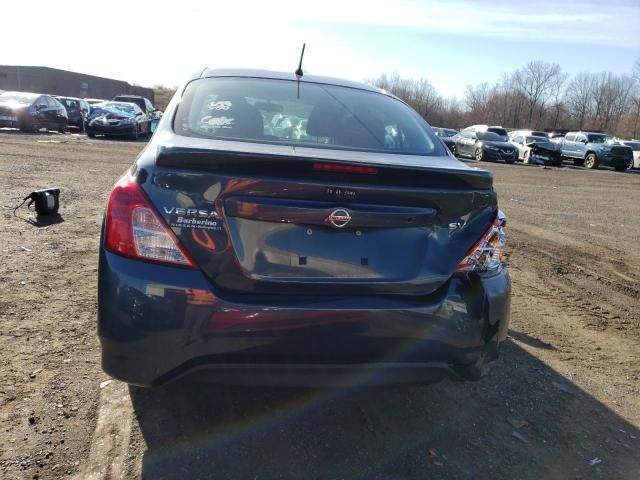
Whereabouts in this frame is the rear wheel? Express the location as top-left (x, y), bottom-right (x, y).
top-left (584, 153), bottom-right (598, 169)
top-left (20, 120), bottom-right (37, 133)
top-left (58, 121), bottom-right (67, 134)
top-left (87, 131), bottom-right (96, 138)
top-left (474, 148), bottom-right (483, 161)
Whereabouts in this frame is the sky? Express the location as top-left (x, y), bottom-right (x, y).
top-left (3, 0), bottom-right (639, 98)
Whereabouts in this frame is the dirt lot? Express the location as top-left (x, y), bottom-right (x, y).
top-left (1, 130), bottom-right (639, 480)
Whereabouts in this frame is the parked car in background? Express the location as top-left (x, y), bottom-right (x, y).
top-left (0, 91), bottom-right (68, 133)
top-left (54, 96), bottom-right (89, 131)
top-left (85, 98), bottom-right (107, 105)
top-left (433, 127), bottom-right (458, 138)
top-left (112, 94), bottom-right (160, 119)
top-left (559, 132), bottom-right (632, 170)
top-left (462, 125), bottom-right (509, 137)
top-left (509, 134), bottom-right (562, 166)
top-left (433, 127), bottom-right (458, 154)
top-left (98, 69), bottom-right (511, 387)
top-left (622, 140), bottom-right (640, 170)
top-left (454, 129), bottom-right (517, 163)
top-left (86, 101), bottom-right (149, 139)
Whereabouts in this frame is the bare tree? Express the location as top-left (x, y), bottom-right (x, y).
top-left (513, 61), bottom-right (563, 126)
top-left (565, 73), bottom-right (595, 129)
top-left (367, 60), bottom-right (639, 136)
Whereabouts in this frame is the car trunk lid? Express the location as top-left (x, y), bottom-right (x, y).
top-left (141, 143), bottom-right (497, 296)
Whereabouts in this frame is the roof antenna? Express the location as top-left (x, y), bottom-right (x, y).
top-left (295, 43), bottom-right (306, 77)
top-left (295, 43), bottom-right (306, 99)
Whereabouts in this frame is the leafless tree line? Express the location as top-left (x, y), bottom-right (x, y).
top-left (368, 59), bottom-right (640, 138)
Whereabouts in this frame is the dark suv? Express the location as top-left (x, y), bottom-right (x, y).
top-left (98, 69), bottom-right (511, 387)
top-left (54, 96), bottom-right (89, 131)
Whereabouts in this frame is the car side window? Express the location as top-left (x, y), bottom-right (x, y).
top-left (514, 135), bottom-right (523, 144)
top-left (565, 133), bottom-right (576, 141)
top-left (576, 134), bottom-right (586, 143)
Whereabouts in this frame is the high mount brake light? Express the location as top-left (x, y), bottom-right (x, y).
top-left (104, 172), bottom-right (195, 268)
top-left (313, 162), bottom-right (378, 175)
top-left (456, 214), bottom-right (506, 273)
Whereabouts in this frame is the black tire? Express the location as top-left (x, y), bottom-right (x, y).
top-left (615, 166), bottom-right (628, 172)
top-left (58, 122), bottom-right (67, 134)
top-left (78, 120), bottom-right (85, 133)
top-left (20, 120), bottom-right (37, 133)
top-left (474, 148), bottom-right (484, 161)
top-left (573, 158), bottom-right (585, 167)
top-left (130, 125), bottom-right (139, 140)
top-left (584, 153), bottom-right (598, 169)
top-left (87, 131), bottom-right (96, 138)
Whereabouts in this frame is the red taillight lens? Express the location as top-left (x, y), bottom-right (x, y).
top-left (313, 162), bottom-right (378, 175)
top-left (456, 215), bottom-right (506, 273)
top-left (104, 172), bottom-right (195, 268)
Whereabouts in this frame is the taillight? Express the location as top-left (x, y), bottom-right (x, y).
top-left (456, 213), bottom-right (506, 273)
top-left (104, 172), bottom-right (195, 268)
top-left (313, 162), bottom-right (378, 175)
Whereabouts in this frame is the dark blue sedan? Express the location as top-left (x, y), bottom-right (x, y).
top-left (98, 69), bottom-right (511, 387)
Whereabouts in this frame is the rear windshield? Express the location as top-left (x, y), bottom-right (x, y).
top-left (57, 98), bottom-right (80, 109)
top-left (174, 77), bottom-right (446, 156)
top-left (624, 142), bottom-right (640, 151)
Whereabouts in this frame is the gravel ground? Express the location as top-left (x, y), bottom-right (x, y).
top-left (0, 129), bottom-right (638, 480)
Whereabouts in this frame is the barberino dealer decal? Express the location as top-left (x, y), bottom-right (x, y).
top-left (163, 206), bottom-right (223, 231)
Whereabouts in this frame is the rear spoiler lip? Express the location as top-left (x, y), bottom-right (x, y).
top-left (155, 145), bottom-right (494, 190)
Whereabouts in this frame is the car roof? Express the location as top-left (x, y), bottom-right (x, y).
top-left (198, 68), bottom-right (399, 99)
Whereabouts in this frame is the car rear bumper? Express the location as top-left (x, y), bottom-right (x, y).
top-left (98, 250), bottom-right (511, 387)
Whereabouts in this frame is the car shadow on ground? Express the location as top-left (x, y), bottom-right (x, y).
top-left (129, 341), bottom-right (639, 480)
